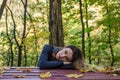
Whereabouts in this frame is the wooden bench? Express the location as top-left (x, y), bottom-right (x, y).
top-left (0, 67), bottom-right (120, 80)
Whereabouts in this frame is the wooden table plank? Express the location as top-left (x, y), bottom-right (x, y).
top-left (0, 67), bottom-right (120, 80)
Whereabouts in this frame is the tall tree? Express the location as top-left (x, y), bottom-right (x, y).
top-left (79, 0), bottom-right (85, 57)
top-left (85, 0), bottom-right (92, 64)
top-left (105, 4), bottom-right (114, 67)
top-left (6, 5), bottom-right (20, 66)
top-left (5, 8), bottom-right (14, 66)
top-left (49, 0), bottom-right (64, 47)
top-left (0, 0), bottom-right (7, 19)
top-left (17, 0), bottom-right (27, 66)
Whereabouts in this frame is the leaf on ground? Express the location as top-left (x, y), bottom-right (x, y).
top-left (40, 72), bottom-right (51, 78)
top-left (66, 74), bottom-right (83, 78)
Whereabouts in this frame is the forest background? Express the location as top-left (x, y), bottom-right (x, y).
top-left (0, 0), bottom-right (120, 68)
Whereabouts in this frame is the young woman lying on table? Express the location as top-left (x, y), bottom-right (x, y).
top-left (37, 44), bottom-right (85, 70)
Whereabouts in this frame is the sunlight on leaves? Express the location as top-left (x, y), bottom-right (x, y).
top-left (66, 74), bottom-right (83, 78)
top-left (40, 72), bottom-right (51, 78)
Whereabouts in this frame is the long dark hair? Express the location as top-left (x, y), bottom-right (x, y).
top-left (65, 45), bottom-right (85, 70)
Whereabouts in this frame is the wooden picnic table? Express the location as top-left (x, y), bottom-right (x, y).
top-left (0, 67), bottom-right (120, 80)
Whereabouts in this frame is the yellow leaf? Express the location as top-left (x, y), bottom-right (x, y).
top-left (22, 69), bottom-right (32, 72)
top-left (80, 69), bottom-right (89, 73)
top-left (16, 68), bottom-right (20, 71)
top-left (109, 74), bottom-right (118, 76)
top-left (14, 75), bottom-right (26, 78)
top-left (66, 74), bottom-right (83, 78)
top-left (97, 67), bottom-right (106, 72)
top-left (40, 72), bottom-right (51, 78)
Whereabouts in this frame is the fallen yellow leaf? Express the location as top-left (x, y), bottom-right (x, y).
top-left (80, 69), bottom-right (89, 73)
top-left (14, 75), bottom-right (26, 78)
top-left (16, 68), bottom-right (20, 71)
top-left (40, 72), bottom-right (51, 78)
top-left (22, 69), bottom-right (32, 72)
top-left (109, 74), bottom-right (118, 76)
top-left (66, 74), bottom-right (83, 78)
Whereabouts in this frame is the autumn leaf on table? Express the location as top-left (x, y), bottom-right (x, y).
top-left (66, 74), bottom-right (83, 78)
top-left (22, 68), bottom-right (32, 72)
top-left (16, 68), bottom-right (20, 71)
top-left (40, 72), bottom-right (51, 78)
top-left (109, 74), bottom-right (118, 76)
top-left (14, 75), bottom-right (26, 78)
top-left (80, 69), bottom-right (90, 73)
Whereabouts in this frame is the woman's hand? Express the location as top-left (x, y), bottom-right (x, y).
top-left (63, 62), bottom-right (72, 64)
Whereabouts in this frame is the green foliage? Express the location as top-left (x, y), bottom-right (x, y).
top-left (0, 55), bottom-right (3, 66)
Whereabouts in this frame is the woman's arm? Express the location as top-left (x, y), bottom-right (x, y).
top-left (60, 63), bottom-right (74, 69)
top-left (37, 44), bottom-right (64, 69)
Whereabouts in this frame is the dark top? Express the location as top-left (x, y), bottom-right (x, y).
top-left (37, 44), bottom-right (74, 69)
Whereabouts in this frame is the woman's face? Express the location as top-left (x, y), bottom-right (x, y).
top-left (56, 48), bottom-right (73, 62)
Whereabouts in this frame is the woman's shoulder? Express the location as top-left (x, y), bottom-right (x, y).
top-left (44, 44), bottom-right (53, 47)
top-left (43, 44), bottom-right (54, 49)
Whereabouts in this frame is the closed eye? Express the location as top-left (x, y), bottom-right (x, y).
top-left (65, 50), bottom-right (67, 54)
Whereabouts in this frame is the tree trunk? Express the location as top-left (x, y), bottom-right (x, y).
top-left (18, 0), bottom-right (27, 66)
top-left (0, 0), bottom-right (7, 19)
top-left (85, 0), bottom-right (91, 64)
top-left (49, 0), bottom-right (64, 47)
top-left (106, 4), bottom-right (114, 67)
top-left (5, 8), bottom-right (14, 66)
top-left (7, 5), bottom-right (21, 66)
top-left (79, 0), bottom-right (85, 58)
